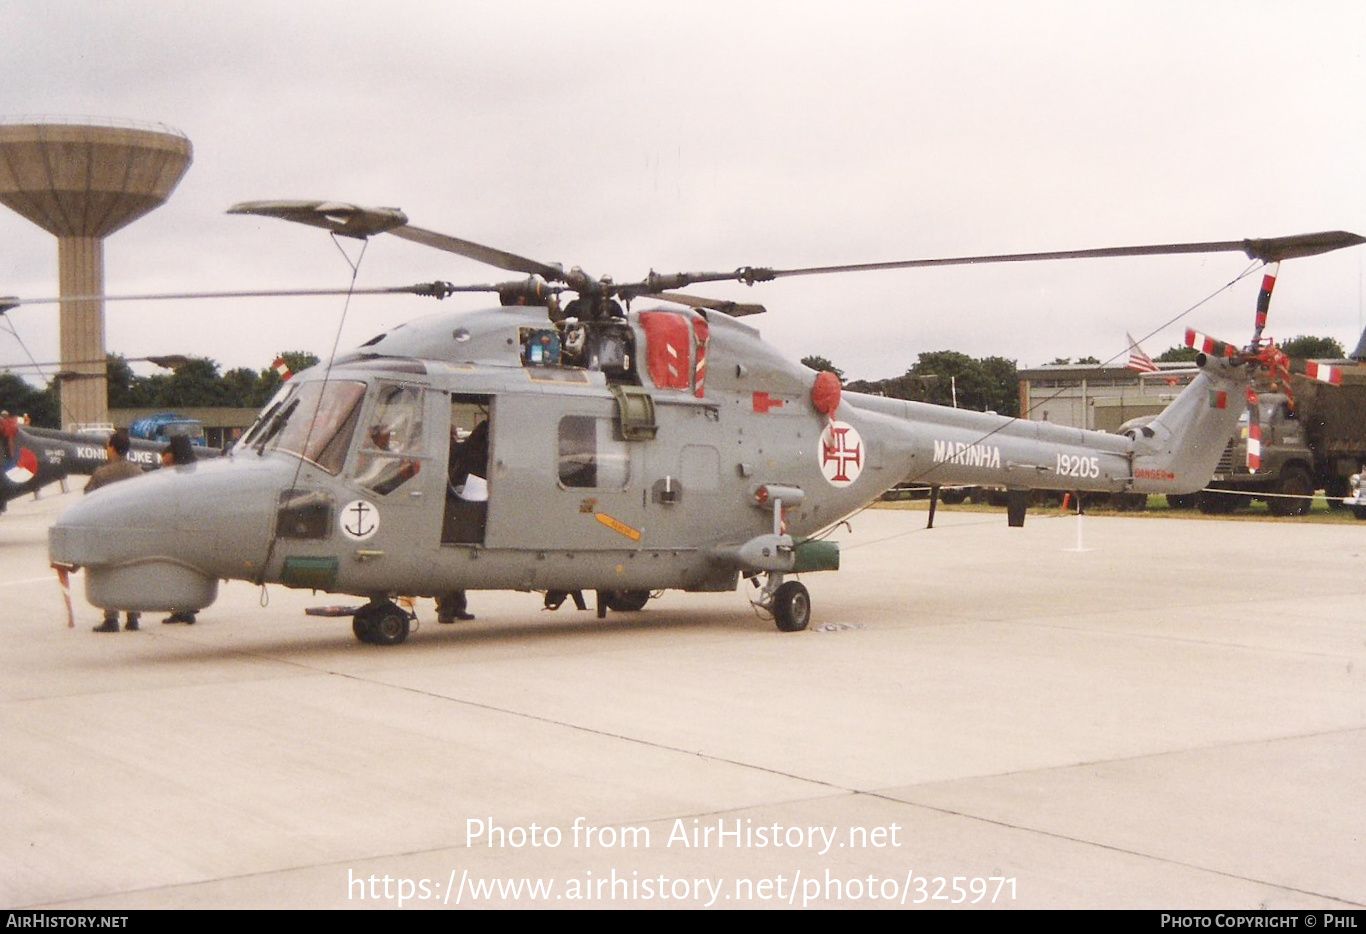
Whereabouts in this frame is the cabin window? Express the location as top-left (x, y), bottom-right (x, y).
top-left (558, 416), bottom-right (629, 489)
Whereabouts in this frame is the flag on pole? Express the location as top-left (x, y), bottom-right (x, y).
top-left (1126, 333), bottom-right (1159, 374)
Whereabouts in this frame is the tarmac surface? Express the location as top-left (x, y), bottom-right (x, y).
top-left (2, 487), bottom-right (1364, 910)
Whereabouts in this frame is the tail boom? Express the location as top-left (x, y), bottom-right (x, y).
top-left (1128, 354), bottom-right (1247, 494)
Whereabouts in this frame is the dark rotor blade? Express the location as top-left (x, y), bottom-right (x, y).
top-left (640, 291), bottom-right (767, 317)
top-left (757, 230), bottom-right (1366, 280)
top-left (389, 226), bottom-right (566, 281)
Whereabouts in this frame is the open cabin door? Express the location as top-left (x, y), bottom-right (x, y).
top-left (443, 394), bottom-right (492, 546)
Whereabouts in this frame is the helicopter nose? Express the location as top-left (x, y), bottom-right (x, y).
top-left (49, 460), bottom-right (274, 613)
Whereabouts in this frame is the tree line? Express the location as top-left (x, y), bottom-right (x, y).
top-left (0, 351), bottom-right (319, 428)
top-left (803, 335), bottom-right (1348, 417)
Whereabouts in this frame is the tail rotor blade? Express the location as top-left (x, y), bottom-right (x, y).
top-left (1245, 387), bottom-right (1262, 473)
top-left (1185, 328), bottom-right (1239, 358)
top-left (1252, 261), bottom-right (1279, 346)
top-left (1297, 360), bottom-right (1343, 386)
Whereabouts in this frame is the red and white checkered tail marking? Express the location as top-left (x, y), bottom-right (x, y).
top-left (1303, 361), bottom-right (1342, 385)
top-left (273, 357), bottom-right (292, 381)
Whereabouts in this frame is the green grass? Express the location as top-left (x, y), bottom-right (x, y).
top-left (873, 494), bottom-right (1366, 524)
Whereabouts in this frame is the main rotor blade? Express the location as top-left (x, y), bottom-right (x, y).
top-left (0, 282), bottom-right (469, 309)
top-left (756, 230), bottom-right (1366, 280)
top-left (388, 226), bottom-right (566, 281)
top-left (3, 354), bottom-right (192, 371)
top-left (640, 291), bottom-right (767, 317)
top-left (231, 199), bottom-right (573, 284)
top-left (619, 230), bottom-right (1366, 297)
top-left (228, 200), bottom-right (409, 238)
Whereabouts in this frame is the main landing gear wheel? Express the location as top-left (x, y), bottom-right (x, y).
top-left (1267, 465), bottom-right (1313, 517)
top-left (603, 590), bottom-right (652, 612)
top-left (353, 602), bottom-right (412, 646)
top-left (772, 581), bottom-right (811, 632)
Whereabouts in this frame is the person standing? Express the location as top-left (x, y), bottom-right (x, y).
top-left (160, 436), bottom-right (199, 625)
top-left (86, 429), bottom-right (144, 632)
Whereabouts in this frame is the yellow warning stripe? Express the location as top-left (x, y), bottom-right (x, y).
top-left (595, 512), bottom-right (641, 542)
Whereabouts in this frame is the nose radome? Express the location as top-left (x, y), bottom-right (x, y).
top-left (49, 458), bottom-right (280, 613)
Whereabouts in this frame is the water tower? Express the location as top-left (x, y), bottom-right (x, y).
top-left (0, 119), bottom-right (193, 428)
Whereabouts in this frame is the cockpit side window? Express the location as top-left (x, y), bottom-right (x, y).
top-left (354, 383), bottom-right (427, 495)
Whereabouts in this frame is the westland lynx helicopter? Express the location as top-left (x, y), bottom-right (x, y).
top-left (1, 414), bottom-right (168, 513)
top-left (41, 202), bottom-right (1364, 643)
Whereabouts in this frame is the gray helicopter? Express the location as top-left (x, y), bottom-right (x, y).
top-left (44, 204), bottom-right (1364, 643)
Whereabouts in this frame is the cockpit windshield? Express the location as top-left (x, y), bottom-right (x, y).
top-left (240, 380), bottom-right (366, 474)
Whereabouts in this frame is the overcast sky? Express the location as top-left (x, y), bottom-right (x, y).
top-left (2, 1), bottom-right (1364, 384)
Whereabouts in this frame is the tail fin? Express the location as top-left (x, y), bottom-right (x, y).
top-left (1130, 354), bottom-right (1247, 494)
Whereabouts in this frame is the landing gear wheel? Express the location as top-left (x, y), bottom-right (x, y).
top-left (1197, 491), bottom-right (1241, 514)
top-left (1113, 492), bottom-right (1148, 512)
top-left (772, 581), bottom-right (811, 632)
top-left (353, 602), bottom-right (411, 646)
top-left (603, 590), bottom-right (652, 613)
top-left (369, 607), bottom-right (411, 646)
top-left (1166, 493), bottom-right (1197, 510)
top-left (1267, 466), bottom-right (1313, 517)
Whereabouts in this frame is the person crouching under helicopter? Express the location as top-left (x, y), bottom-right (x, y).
top-left (160, 435), bottom-right (199, 626)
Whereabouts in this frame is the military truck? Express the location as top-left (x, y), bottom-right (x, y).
top-left (128, 412), bottom-right (206, 446)
top-left (1196, 367), bottom-right (1366, 516)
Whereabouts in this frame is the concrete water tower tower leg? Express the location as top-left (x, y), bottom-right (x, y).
top-left (58, 235), bottom-right (107, 429)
